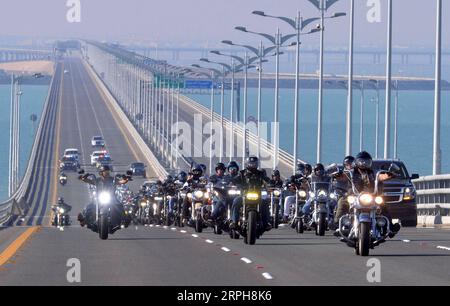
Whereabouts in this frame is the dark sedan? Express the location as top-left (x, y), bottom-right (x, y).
top-left (59, 156), bottom-right (79, 171)
top-left (130, 162), bottom-right (147, 178)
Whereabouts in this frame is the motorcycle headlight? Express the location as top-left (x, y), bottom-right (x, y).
top-left (228, 189), bottom-right (241, 196)
top-left (246, 192), bottom-right (259, 201)
top-left (318, 190), bottom-right (328, 197)
top-left (98, 192), bottom-right (112, 205)
top-left (273, 190), bottom-right (281, 197)
top-left (152, 203), bottom-right (158, 211)
top-left (187, 193), bottom-right (192, 199)
top-left (309, 192), bottom-right (316, 199)
top-left (58, 208), bottom-right (65, 214)
top-left (347, 195), bottom-right (356, 204)
top-left (204, 192), bottom-right (210, 199)
top-left (194, 190), bottom-right (204, 199)
top-left (140, 201), bottom-right (147, 207)
top-left (403, 187), bottom-right (416, 201)
top-left (298, 190), bottom-right (307, 198)
top-left (375, 196), bottom-right (384, 205)
top-left (261, 191), bottom-right (268, 197)
top-left (359, 194), bottom-right (373, 205)
top-left (330, 193), bottom-right (337, 200)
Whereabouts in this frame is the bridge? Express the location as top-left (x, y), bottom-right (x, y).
top-left (0, 42), bottom-right (449, 285)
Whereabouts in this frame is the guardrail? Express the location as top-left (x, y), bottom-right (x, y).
top-left (413, 174), bottom-right (450, 226)
top-left (178, 95), bottom-right (305, 174)
top-left (0, 63), bottom-right (57, 225)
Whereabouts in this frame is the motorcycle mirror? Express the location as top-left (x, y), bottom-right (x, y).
top-left (126, 170), bottom-right (133, 176)
top-left (78, 169), bottom-right (85, 174)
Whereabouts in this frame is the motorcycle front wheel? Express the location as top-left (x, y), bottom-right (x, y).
top-left (317, 212), bottom-right (327, 236)
top-left (246, 210), bottom-right (257, 245)
top-left (296, 218), bottom-right (304, 234)
top-left (99, 214), bottom-right (109, 240)
top-left (359, 222), bottom-right (371, 256)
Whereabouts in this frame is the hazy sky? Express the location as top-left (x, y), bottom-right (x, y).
top-left (0, 0), bottom-right (448, 49)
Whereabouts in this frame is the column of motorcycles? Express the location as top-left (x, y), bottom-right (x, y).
top-left (55, 154), bottom-right (402, 257)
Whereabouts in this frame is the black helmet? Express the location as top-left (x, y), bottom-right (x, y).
top-left (246, 156), bottom-right (259, 171)
top-left (343, 156), bottom-right (355, 169)
top-left (355, 151), bottom-right (373, 170)
top-left (272, 169), bottom-right (280, 177)
top-left (227, 161), bottom-right (239, 173)
top-left (304, 164), bottom-right (312, 176)
top-left (165, 175), bottom-right (174, 183)
top-left (178, 171), bottom-right (187, 182)
top-left (99, 165), bottom-right (111, 172)
top-left (215, 162), bottom-right (226, 172)
top-left (313, 163), bottom-right (325, 176)
top-left (58, 197), bottom-right (64, 204)
top-left (199, 164), bottom-right (207, 173)
top-left (296, 163), bottom-right (305, 173)
top-left (191, 165), bottom-right (203, 177)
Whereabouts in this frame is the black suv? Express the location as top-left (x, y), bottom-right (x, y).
top-left (373, 159), bottom-right (419, 227)
top-left (129, 162), bottom-right (147, 178)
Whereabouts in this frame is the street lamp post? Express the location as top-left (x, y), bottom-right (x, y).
top-left (252, 10), bottom-right (321, 173)
top-left (210, 50), bottom-right (256, 166)
top-left (384, 0), bottom-right (393, 159)
top-left (433, 0), bottom-right (442, 175)
top-left (346, 0), bottom-right (355, 157)
top-left (222, 40), bottom-right (276, 162)
top-left (235, 26), bottom-right (296, 170)
top-left (307, 0), bottom-right (346, 162)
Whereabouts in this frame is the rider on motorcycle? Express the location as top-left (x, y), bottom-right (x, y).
top-left (268, 170), bottom-right (283, 188)
top-left (229, 156), bottom-right (271, 231)
top-left (282, 163), bottom-right (312, 222)
top-left (51, 197), bottom-right (72, 226)
top-left (335, 151), bottom-right (401, 236)
top-left (163, 175), bottom-right (178, 214)
top-left (332, 156), bottom-right (355, 226)
top-left (77, 165), bottom-right (129, 227)
top-left (301, 163), bottom-right (334, 215)
top-left (181, 164), bottom-right (205, 222)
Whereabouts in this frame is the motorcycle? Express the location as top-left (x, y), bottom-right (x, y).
top-left (338, 164), bottom-right (401, 256)
top-left (289, 185), bottom-right (309, 234)
top-left (187, 185), bottom-right (210, 233)
top-left (59, 173), bottom-right (67, 186)
top-left (52, 205), bottom-right (70, 227)
top-left (268, 187), bottom-right (282, 229)
top-left (79, 169), bottom-right (132, 240)
top-left (235, 187), bottom-right (266, 245)
top-left (304, 181), bottom-right (335, 236)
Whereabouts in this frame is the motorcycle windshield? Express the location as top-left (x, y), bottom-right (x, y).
top-left (311, 182), bottom-right (331, 193)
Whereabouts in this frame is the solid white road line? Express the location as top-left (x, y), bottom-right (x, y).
top-left (437, 246), bottom-right (450, 251)
top-left (240, 257), bottom-right (252, 264)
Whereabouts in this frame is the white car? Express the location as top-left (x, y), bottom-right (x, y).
top-left (91, 136), bottom-right (105, 147)
top-left (64, 148), bottom-right (79, 161)
top-left (90, 150), bottom-right (108, 166)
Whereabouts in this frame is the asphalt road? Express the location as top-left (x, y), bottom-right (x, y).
top-left (1, 56), bottom-right (449, 286)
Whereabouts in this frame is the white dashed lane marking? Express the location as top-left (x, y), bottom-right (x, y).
top-left (221, 247), bottom-right (230, 252)
top-left (262, 272), bottom-right (273, 280)
top-left (205, 239), bottom-right (214, 244)
top-left (240, 257), bottom-right (252, 264)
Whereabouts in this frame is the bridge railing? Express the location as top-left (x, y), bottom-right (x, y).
top-left (413, 174), bottom-right (450, 225)
top-left (0, 65), bottom-right (57, 225)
